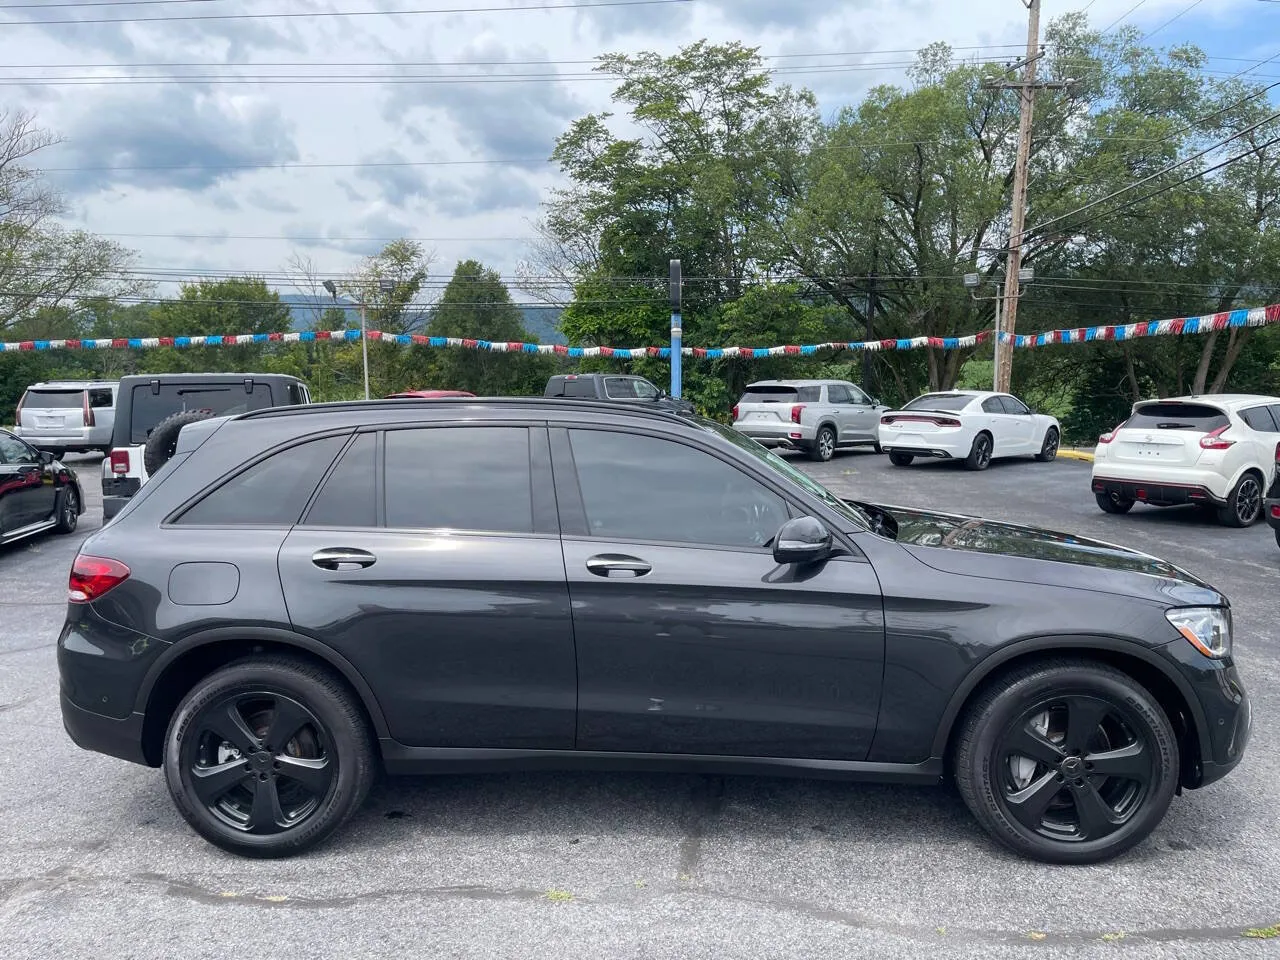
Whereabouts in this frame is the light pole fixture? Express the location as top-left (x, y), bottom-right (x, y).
top-left (962, 267), bottom-right (1033, 392)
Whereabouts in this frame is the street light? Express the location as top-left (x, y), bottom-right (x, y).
top-left (321, 278), bottom-right (396, 401)
top-left (962, 267), bottom-right (1034, 392)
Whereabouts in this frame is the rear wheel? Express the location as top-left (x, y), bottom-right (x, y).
top-left (809, 425), bottom-right (836, 462)
top-left (953, 659), bottom-right (1178, 864)
top-left (888, 452), bottom-right (914, 467)
top-left (164, 657), bottom-right (375, 858)
top-left (1034, 428), bottom-right (1060, 463)
top-left (1095, 491), bottom-right (1134, 515)
top-left (963, 433), bottom-right (993, 471)
top-left (1217, 472), bottom-right (1263, 528)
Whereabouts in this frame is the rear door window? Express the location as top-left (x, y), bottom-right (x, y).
top-left (981, 397), bottom-right (1005, 414)
top-left (1125, 403), bottom-right (1229, 432)
top-left (999, 396), bottom-right (1031, 415)
top-left (175, 435), bottom-right (348, 526)
top-left (827, 384), bottom-right (851, 404)
top-left (304, 433), bottom-right (377, 527)
top-left (25, 390), bottom-right (83, 409)
top-left (129, 383), bottom-right (275, 444)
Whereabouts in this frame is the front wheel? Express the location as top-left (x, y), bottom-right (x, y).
top-left (888, 452), bottom-right (914, 467)
top-left (1034, 428), bottom-right (1060, 462)
top-left (808, 425), bottom-right (836, 462)
top-left (54, 487), bottom-right (79, 534)
top-left (963, 433), bottom-right (993, 471)
top-left (953, 659), bottom-right (1178, 864)
top-left (1217, 472), bottom-right (1263, 528)
top-left (164, 657), bottom-right (376, 858)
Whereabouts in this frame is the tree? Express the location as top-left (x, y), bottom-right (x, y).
top-left (0, 110), bottom-right (145, 329)
top-left (146, 277), bottom-right (293, 374)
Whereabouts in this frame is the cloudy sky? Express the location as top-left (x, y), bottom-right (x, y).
top-left (2, 0), bottom-right (1272, 309)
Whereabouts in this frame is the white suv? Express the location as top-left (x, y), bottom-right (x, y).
top-left (1091, 394), bottom-right (1280, 527)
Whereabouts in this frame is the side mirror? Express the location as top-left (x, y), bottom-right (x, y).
top-left (38, 449), bottom-right (56, 464)
top-left (772, 516), bottom-right (833, 565)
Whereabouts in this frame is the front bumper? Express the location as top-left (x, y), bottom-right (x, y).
top-left (1091, 474), bottom-right (1225, 507)
top-left (1158, 636), bottom-right (1250, 788)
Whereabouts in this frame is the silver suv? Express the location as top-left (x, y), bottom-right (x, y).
top-left (732, 379), bottom-right (887, 461)
top-left (13, 380), bottom-right (117, 456)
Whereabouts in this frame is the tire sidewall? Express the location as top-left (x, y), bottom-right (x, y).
top-left (812, 426), bottom-right (835, 462)
top-left (962, 669), bottom-right (1178, 864)
top-left (967, 433), bottom-right (992, 470)
top-left (1038, 428), bottom-right (1059, 461)
top-left (164, 661), bottom-right (369, 857)
top-left (144, 410), bottom-right (213, 476)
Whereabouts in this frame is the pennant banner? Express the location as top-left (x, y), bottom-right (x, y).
top-left (2, 304), bottom-right (1277, 355)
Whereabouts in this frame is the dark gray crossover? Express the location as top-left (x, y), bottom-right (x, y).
top-left (57, 399), bottom-right (1250, 862)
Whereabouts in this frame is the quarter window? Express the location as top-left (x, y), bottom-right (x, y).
top-left (1239, 406), bottom-right (1279, 432)
top-left (384, 427), bottom-right (533, 534)
top-left (305, 433), bottom-right (377, 527)
top-left (567, 429), bottom-right (789, 548)
top-left (177, 435), bottom-right (348, 526)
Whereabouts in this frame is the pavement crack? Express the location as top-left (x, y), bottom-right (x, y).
top-left (676, 775), bottom-right (726, 882)
top-left (0, 695), bottom-right (38, 714)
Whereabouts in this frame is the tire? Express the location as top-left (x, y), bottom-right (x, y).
top-left (1034, 428), bottom-right (1060, 463)
top-left (1095, 491), bottom-right (1134, 515)
top-left (873, 441), bottom-right (883, 455)
top-left (953, 659), bottom-right (1178, 865)
top-left (963, 432), bottom-right (993, 471)
top-left (144, 409), bottom-right (214, 476)
top-left (54, 486), bottom-right (79, 534)
top-left (889, 452), bottom-right (915, 467)
top-left (163, 657), bottom-right (376, 858)
top-left (809, 425), bottom-right (837, 462)
top-left (1217, 471), bottom-right (1263, 528)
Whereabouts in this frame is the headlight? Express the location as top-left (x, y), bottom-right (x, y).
top-left (1166, 607), bottom-right (1232, 659)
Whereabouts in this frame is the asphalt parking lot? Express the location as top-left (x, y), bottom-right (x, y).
top-left (2, 450), bottom-right (1277, 958)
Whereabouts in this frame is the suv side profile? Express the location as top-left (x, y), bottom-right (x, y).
top-left (732, 380), bottom-right (886, 461)
top-left (103, 373), bottom-right (310, 521)
top-left (60, 398), bottom-right (1248, 863)
top-left (13, 380), bottom-right (118, 456)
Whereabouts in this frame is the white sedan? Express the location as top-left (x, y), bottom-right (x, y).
top-left (878, 390), bottom-right (1061, 471)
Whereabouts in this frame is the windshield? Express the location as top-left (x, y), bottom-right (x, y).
top-left (700, 419), bottom-right (870, 530)
top-left (904, 393), bottom-right (974, 412)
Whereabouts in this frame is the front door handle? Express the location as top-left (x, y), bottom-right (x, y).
top-left (312, 547), bottom-right (376, 570)
top-left (586, 554), bottom-right (652, 578)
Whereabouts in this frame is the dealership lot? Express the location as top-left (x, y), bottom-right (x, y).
top-left (1, 452), bottom-right (1277, 958)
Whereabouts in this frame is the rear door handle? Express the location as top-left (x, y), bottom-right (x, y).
top-left (312, 548), bottom-right (376, 570)
top-left (586, 554), bottom-right (652, 578)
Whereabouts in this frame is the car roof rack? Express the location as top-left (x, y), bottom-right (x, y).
top-left (237, 396), bottom-right (694, 424)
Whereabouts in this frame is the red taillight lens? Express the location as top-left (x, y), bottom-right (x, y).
top-left (731, 404), bottom-right (739, 421)
top-left (68, 556), bottom-right (130, 603)
top-left (109, 450), bottom-right (129, 474)
top-left (15, 391), bottom-right (27, 420)
top-left (1271, 504), bottom-right (1280, 520)
top-left (1274, 441), bottom-right (1279, 463)
top-left (82, 391), bottom-right (94, 428)
top-left (1199, 425), bottom-right (1234, 450)
top-left (790, 404), bottom-right (804, 424)
top-left (1098, 419), bottom-right (1127, 444)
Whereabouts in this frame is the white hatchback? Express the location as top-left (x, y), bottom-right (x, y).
top-left (1091, 394), bottom-right (1280, 527)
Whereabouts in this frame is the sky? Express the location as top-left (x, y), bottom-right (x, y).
top-left (1, 0), bottom-right (1274, 313)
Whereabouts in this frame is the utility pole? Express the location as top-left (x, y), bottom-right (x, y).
top-left (982, 0), bottom-right (1074, 392)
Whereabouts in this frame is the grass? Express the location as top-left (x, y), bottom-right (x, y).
top-left (1243, 924), bottom-right (1280, 939)
top-left (544, 889), bottom-right (574, 903)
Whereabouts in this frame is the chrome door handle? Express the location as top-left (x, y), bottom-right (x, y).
top-left (586, 554), bottom-right (652, 578)
top-left (312, 548), bottom-right (376, 570)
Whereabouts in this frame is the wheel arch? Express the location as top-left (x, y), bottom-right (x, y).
top-left (931, 635), bottom-right (1208, 789)
top-left (135, 626), bottom-right (391, 767)
top-left (816, 417), bottom-right (838, 437)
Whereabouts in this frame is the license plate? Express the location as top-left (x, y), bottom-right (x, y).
top-left (899, 433), bottom-right (925, 445)
top-left (36, 416), bottom-right (65, 428)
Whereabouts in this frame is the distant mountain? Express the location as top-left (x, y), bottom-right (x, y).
top-left (277, 293), bottom-right (565, 344)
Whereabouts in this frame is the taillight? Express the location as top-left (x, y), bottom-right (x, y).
top-left (68, 555), bottom-right (130, 603)
top-left (1199, 425), bottom-right (1234, 450)
top-left (82, 391), bottom-right (94, 428)
top-left (790, 404), bottom-right (804, 424)
top-left (109, 449), bottom-right (129, 474)
top-left (881, 414), bottom-right (960, 427)
top-left (1098, 423), bottom-right (1123, 444)
top-left (731, 404), bottom-right (739, 421)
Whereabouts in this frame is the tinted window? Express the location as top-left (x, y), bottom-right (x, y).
top-left (848, 384), bottom-right (872, 404)
top-left (384, 427), bottom-right (532, 533)
top-left (305, 433), bottom-right (376, 527)
top-left (1126, 402), bottom-right (1229, 432)
top-left (0, 433), bottom-right (35, 464)
top-left (982, 398), bottom-right (1005, 414)
top-left (905, 393), bottom-right (973, 412)
top-left (568, 429), bottom-right (789, 548)
top-left (130, 383), bottom-right (275, 444)
top-left (1239, 406), bottom-right (1279, 432)
top-left (25, 390), bottom-right (83, 409)
top-left (1269, 405), bottom-right (1280, 430)
top-left (827, 384), bottom-right (851, 404)
top-left (604, 377), bottom-right (659, 400)
top-left (88, 388), bottom-right (114, 409)
top-left (740, 385), bottom-right (821, 404)
top-left (999, 396), bottom-right (1031, 415)
top-left (561, 378), bottom-right (596, 399)
top-left (177, 435), bottom-right (347, 526)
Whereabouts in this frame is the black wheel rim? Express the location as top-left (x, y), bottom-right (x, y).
top-left (63, 491), bottom-right (77, 530)
top-left (1044, 431), bottom-right (1059, 458)
top-left (994, 695), bottom-right (1152, 844)
top-left (976, 436), bottom-right (992, 467)
top-left (1237, 478), bottom-right (1261, 524)
top-left (185, 692), bottom-right (336, 835)
top-left (820, 431), bottom-right (834, 458)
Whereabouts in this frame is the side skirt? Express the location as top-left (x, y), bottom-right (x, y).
top-left (0, 518), bottom-right (57, 545)
top-left (379, 743), bottom-right (944, 784)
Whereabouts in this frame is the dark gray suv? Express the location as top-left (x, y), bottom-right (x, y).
top-left (58, 399), bottom-right (1250, 861)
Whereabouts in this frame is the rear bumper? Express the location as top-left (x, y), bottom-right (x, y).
top-left (878, 427), bottom-right (969, 459)
top-left (101, 476), bottom-right (140, 520)
top-left (733, 423), bottom-right (815, 448)
top-left (1091, 475), bottom-right (1225, 507)
top-left (60, 691), bottom-right (150, 766)
top-left (14, 428), bottom-right (107, 450)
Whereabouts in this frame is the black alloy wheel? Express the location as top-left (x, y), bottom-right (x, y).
top-left (1035, 428), bottom-right (1060, 463)
top-left (55, 488), bottom-right (79, 534)
top-left (165, 658), bottom-right (374, 857)
top-left (1218, 472), bottom-right (1263, 528)
top-left (954, 660), bottom-right (1177, 864)
top-left (964, 433), bottom-right (993, 471)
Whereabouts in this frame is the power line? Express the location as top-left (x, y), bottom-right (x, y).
top-left (0, 0), bottom-right (691, 26)
top-left (1100, 0), bottom-right (1150, 34)
top-left (1141, 0), bottom-right (1204, 41)
top-left (0, 0), bottom-right (221, 7)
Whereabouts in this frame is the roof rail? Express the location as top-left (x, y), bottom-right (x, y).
top-left (237, 396), bottom-right (694, 424)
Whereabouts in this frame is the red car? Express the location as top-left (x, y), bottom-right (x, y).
top-left (385, 390), bottom-right (476, 399)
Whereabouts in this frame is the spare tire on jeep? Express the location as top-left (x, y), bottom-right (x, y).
top-left (144, 409), bottom-right (214, 476)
